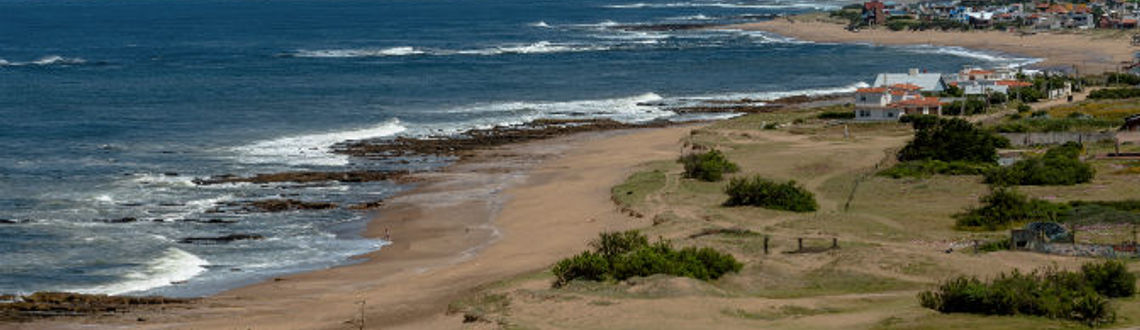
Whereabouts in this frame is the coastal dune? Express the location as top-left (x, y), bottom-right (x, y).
top-left (41, 127), bottom-right (696, 329)
top-left (727, 18), bottom-right (1137, 73)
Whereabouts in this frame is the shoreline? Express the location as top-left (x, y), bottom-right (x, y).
top-left (725, 18), bottom-right (1137, 73)
top-left (15, 125), bottom-right (701, 329)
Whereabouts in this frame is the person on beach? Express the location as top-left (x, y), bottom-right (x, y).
top-left (385, 228), bottom-right (391, 241)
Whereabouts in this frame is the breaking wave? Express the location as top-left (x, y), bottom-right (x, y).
top-left (232, 118), bottom-right (407, 166)
top-left (0, 55), bottom-right (87, 67)
top-left (288, 41), bottom-right (611, 58)
top-left (74, 248), bottom-right (209, 296)
top-left (896, 45), bottom-right (1042, 68)
top-left (604, 2), bottom-right (838, 10)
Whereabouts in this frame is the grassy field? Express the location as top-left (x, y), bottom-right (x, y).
top-left (446, 109), bottom-right (1140, 329)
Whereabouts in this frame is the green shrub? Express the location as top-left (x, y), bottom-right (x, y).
top-left (1103, 72), bottom-right (1140, 86)
top-left (898, 117), bottom-right (1006, 164)
top-left (817, 111), bottom-right (856, 119)
top-left (919, 262), bottom-right (1132, 327)
top-left (679, 150), bottom-right (739, 182)
top-left (943, 98), bottom-right (988, 115)
top-left (954, 187), bottom-right (1070, 230)
top-left (977, 238), bottom-right (1010, 252)
top-left (1089, 88), bottom-right (1140, 100)
top-left (553, 251), bottom-right (610, 284)
top-left (1082, 260), bottom-right (1137, 298)
top-left (985, 142), bottom-right (1094, 186)
top-left (992, 117), bottom-right (1122, 133)
top-left (723, 175), bottom-right (818, 212)
top-left (553, 231), bottom-right (743, 286)
top-left (1017, 103), bottom-right (1032, 113)
top-left (877, 160), bottom-right (994, 178)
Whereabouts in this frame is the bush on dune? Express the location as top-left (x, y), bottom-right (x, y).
top-left (723, 175), bottom-right (818, 212)
top-left (985, 142), bottom-right (1094, 186)
top-left (679, 150), bottom-right (739, 182)
top-left (954, 187), bottom-right (1070, 230)
top-left (898, 117), bottom-right (1007, 164)
top-left (919, 260), bottom-right (1135, 327)
top-left (552, 231), bottom-right (742, 287)
top-left (876, 160), bottom-right (994, 178)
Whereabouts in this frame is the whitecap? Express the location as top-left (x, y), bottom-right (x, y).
top-left (895, 45), bottom-right (1042, 68)
top-left (529, 21), bottom-right (552, 28)
top-left (73, 248), bottom-right (209, 296)
top-left (231, 118), bottom-right (406, 166)
top-left (291, 47), bottom-right (425, 58)
top-left (0, 55), bottom-right (87, 67)
top-left (686, 82), bottom-right (871, 102)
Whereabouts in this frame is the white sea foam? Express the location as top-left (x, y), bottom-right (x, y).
top-left (529, 21), bottom-right (552, 28)
top-left (74, 248), bottom-right (209, 296)
top-left (0, 55), bottom-right (86, 67)
top-left (292, 47), bottom-right (425, 58)
top-left (896, 45), bottom-right (1042, 68)
top-left (687, 82), bottom-right (871, 102)
top-left (605, 2), bottom-right (838, 10)
top-left (669, 14), bottom-right (714, 20)
top-left (291, 41), bottom-right (610, 58)
top-left (232, 118), bottom-right (406, 166)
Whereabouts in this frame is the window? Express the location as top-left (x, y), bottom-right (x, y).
top-left (887, 111), bottom-right (896, 117)
top-left (858, 110), bottom-right (871, 117)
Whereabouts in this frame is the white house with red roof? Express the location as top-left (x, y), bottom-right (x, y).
top-left (854, 84), bottom-right (944, 121)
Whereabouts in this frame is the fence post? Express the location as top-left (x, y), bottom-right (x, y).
top-left (832, 238), bottom-right (838, 249)
top-left (797, 237), bottom-right (803, 252)
top-left (763, 236), bottom-right (769, 255)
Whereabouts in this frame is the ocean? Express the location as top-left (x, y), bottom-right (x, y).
top-left (0, 0), bottom-right (1038, 297)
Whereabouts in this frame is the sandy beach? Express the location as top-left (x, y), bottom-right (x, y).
top-left (10, 126), bottom-right (698, 330)
top-left (726, 18), bottom-right (1138, 73)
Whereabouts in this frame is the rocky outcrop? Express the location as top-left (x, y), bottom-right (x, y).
top-left (193, 171), bottom-right (408, 185)
top-left (178, 234), bottom-right (264, 244)
top-left (0, 292), bottom-right (189, 321)
top-left (335, 119), bottom-right (670, 158)
top-left (347, 200), bottom-right (385, 210)
top-left (241, 199), bottom-right (337, 212)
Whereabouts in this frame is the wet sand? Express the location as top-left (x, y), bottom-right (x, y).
top-left (11, 126), bottom-right (697, 330)
top-left (726, 19), bottom-right (1137, 73)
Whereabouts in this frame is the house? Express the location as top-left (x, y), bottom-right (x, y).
top-left (873, 68), bottom-right (949, 92)
top-left (864, 0), bottom-right (887, 25)
top-left (1123, 114), bottom-right (1140, 131)
top-left (853, 84), bottom-right (944, 121)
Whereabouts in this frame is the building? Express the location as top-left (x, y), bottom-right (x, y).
top-left (873, 68), bottom-right (949, 92)
top-left (864, 0), bottom-right (888, 25)
top-left (1123, 114), bottom-right (1140, 132)
top-left (853, 84), bottom-right (944, 121)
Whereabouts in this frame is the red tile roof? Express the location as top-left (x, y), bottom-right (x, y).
top-left (996, 80), bottom-right (1033, 87)
top-left (890, 97), bottom-right (942, 107)
top-left (890, 83), bottom-right (923, 91)
top-left (856, 87), bottom-right (888, 93)
top-left (967, 70), bottom-right (995, 75)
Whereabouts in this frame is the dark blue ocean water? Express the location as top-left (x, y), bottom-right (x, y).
top-left (0, 0), bottom-right (1037, 297)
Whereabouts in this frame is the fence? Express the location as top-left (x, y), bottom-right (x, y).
top-left (998, 132), bottom-right (1117, 147)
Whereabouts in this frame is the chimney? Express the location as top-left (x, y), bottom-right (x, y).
top-left (909, 68), bottom-right (920, 76)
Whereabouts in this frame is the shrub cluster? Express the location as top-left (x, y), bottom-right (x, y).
top-left (1102, 72), bottom-right (1140, 86)
top-left (919, 261), bottom-right (1135, 327)
top-left (992, 117), bottom-right (1122, 133)
top-left (877, 160), bottom-right (994, 178)
top-left (1089, 88), bottom-right (1140, 100)
top-left (954, 187), bottom-right (1070, 230)
top-left (679, 150), bottom-right (739, 182)
top-left (985, 142), bottom-right (1094, 186)
top-left (817, 111), bottom-right (855, 119)
top-left (898, 117), bottom-right (1007, 164)
top-left (723, 175), bottom-right (818, 212)
top-left (552, 231), bottom-right (742, 287)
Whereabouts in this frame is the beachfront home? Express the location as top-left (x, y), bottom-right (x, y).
top-left (853, 84), bottom-right (944, 121)
top-left (873, 68), bottom-right (949, 92)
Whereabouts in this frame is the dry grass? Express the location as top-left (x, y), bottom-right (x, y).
top-left (449, 112), bottom-right (1140, 329)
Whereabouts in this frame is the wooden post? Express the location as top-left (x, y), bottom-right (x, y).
top-left (973, 240), bottom-right (979, 255)
top-left (832, 238), bottom-right (839, 249)
top-left (763, 236), bottom-right (769, 255)
top-left (797, 237), bottom-right (803, 252)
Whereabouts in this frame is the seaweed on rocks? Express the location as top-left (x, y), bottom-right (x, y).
top-left (0, 292), bottom-right (190, 322)
top-left (334, 119), bottom-right (671, 158)
top-left (193, 170), bottom-right (410, 185)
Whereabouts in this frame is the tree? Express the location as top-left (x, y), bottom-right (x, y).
top-left (898, 118), bottom-right (1006, 164)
